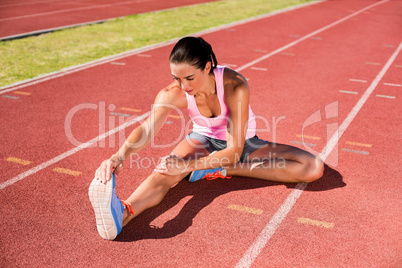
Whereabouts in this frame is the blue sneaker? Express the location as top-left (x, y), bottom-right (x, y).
top-left (189, 167), bottom-right (231, 182)
top-left (89, 173), bottom-right (125, 240)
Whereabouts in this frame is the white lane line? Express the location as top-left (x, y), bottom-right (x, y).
top-left (349, 78), bottom-right (367, 83)
top-left (281, 52), bottom-right (295, 56)
top-left (290, 141), bottom-right (316, 147)
top-left (1, 18), bottom-right (115, 41)
top-left (236, 0), bottom-right (389, 72)
top-left (236, 15), bottom-right (399, 268)
top-left (1, 95), bottom-right (19, 99)
top-left (383, 82), bottom-right (402, 87)
top-left (0, 0), bottom-right (323, 94)
top-left (236, 182), bottom-right (307, 268)
top-left (251, 67), bottom-right (268, 71)
top-left (0, 0), bottom-right (152, 21)
top-left (0, 112), bottom-right (150, 190)
top-left (339, 90), bottom-right (358, 95)
top-left (0, 0), bottom-right (65, 8)
top-left (320, 41), bottom-right (401, 161)
top-left (110, 112), bottom-right (131, 117)
top-left (341, 148), bottom-right (369, 155)
top-left (376, 94), bottom-right (396, 99)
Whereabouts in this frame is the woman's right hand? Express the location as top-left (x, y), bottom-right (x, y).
top-left (94, 156), bottom-right (123, 184)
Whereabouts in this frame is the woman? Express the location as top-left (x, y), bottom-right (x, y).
top-left (89, 36), bottom-right (324, 240)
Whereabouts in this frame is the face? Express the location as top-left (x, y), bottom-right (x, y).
top-left (170, 62), bottom-right (211, 95)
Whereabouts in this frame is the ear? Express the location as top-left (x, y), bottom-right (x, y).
top-left (204, 61), bottom-right (212, 74)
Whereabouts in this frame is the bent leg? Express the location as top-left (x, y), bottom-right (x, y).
top-left (122, 139), bottom-right (209, 226)
top-left (225, 143), bottom-right (324, 183)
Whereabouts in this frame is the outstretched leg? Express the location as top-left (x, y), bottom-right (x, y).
top-left (121, 139), bottom-right (209, 227)
top-left (225, 143), bottom-right (324, 183)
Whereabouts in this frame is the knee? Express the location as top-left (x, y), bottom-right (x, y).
top-left (301, 157), bottom-right (324, 183)
top-left (151, 172), bottom-right (185, 188)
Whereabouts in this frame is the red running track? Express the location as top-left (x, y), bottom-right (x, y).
top-left (0, 0), bottom-right (218, 39)
top-left (0, 0), bottom-right (401, 267)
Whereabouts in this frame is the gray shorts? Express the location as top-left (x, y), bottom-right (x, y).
top-left (185, 132), bottom-right (269, 163)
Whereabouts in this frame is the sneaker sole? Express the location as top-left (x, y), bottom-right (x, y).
top-left (88, 177), bottom-right (119, 240)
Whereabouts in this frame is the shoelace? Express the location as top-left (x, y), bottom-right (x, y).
top-left (122, 200), bottom-right (135, 216)
top-left (202, 170), bottom-right (232, 180)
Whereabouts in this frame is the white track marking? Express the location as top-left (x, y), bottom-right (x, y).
top-left (235, 0), bottom-right (389, 72)
top-left (341, 148), bottom-right (369, 155)
top-left (0, 0), bottom-right (64, 8)
top-left (339, 90), bottom-right (358, 95)
top-left (290, 141), bottom-right (316, 147)
top-left (236, 3), bottom-right (399, 268)
top-left (0, 0), bottom-right (66, 8)
top-left (376, 94), bottom-right (396, 99)
top-left (235, 182), bottom-right (307, 268)
top-left (320, 41), bottom-right (401, 161)
top-left (236, 39), bottom-right (401, 268)
top-left (250, 67), bottom-right (268, 71)
top-left (383, 83), bottom-right (402, 87)
top-left (0, 0), bottom-right (153, 21)
top-left (0, 0), bottom-right (323, 94)
top-left (1, 19), bottom-right (115, 41)
top-left (0, 112), bottom-right (150, 190)
top-left (1, 95), bottom-right (19, 99)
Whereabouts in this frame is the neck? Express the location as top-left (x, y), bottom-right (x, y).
top-left (196, 73), bottom-right (216, 98)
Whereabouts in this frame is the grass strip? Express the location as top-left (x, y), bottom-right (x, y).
top-left (0, 0), bottom-right (314, 87)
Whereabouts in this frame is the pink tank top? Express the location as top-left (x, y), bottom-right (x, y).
top-left (186, 65), bottom-right (256, 140)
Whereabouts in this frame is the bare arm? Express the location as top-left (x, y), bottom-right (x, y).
top-left (95, 83), bottom-right (186, 182)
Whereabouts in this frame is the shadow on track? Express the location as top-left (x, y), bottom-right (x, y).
top-left (116, 164), bottom-right (344, 242)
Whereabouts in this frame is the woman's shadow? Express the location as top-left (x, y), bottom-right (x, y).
top-left (116, 164), bottom-right (345, 242)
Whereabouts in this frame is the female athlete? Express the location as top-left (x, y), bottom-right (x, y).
top-left (89, 36), bottom-right (324, 240)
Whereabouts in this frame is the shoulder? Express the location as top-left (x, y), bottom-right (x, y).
top-left (155, 81), bottom-right (187, 109)
top-left (222, 67), bottom-right (250, 101)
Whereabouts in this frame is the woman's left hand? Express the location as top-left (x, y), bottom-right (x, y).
top-left (154, 155), bottom-right (189, 175)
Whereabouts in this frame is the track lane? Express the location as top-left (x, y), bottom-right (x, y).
top-left (1, 0), bottom-right (401, 267)
top-left (1, 0), bottom-right (350, 184)
top-left (0, 0), bottom-right (219, 39)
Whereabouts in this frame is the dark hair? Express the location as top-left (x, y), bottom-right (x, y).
top-left (169, 36), bottom-right (218, 73)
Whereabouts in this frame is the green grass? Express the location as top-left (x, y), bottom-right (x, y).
top-left (0, 0), bottom-right (314, 87)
